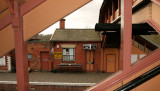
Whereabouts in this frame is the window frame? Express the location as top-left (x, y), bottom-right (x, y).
top-left (62, 48), bottom-right (75, 62)
top-left (0, 56), bottom-right (6, 66)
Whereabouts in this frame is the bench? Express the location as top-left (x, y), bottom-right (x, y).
top-left (58, 64), bottom-right (83, 72)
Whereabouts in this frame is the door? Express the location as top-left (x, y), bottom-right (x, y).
top-left (106, 54), bottom-right (116, 72)
top-left (41, 52), bottom-right (49, 71)
top-left (86, 51), bottom-right (94, 72)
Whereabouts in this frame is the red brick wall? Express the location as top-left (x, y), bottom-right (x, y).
top-left (0, 84), bottom-right (17, 91)
top-left (3, 42), bottom-right (52, 71)
top-left (52, 42), bottom-right (101, 72)
top-left (4, 41), bottom-right (101, 72)
top-left (27, 42), bottom-right (51, 71)
top-left (0, 84), bottom-right (88, 91)
top-left (0, 65), bottom-right (8, 70)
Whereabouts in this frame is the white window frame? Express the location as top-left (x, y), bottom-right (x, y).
top-left (131, 54), bottom-right (138, 64)
top-left (0, 56), bottom-right (6, 66)
top-left (62, 48), bottom-right (75, 62)
top-left (140, 54), bottom-right (146, 59)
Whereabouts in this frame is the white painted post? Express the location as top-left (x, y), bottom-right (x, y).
top-left (7, 56), bottom-right (11, 71)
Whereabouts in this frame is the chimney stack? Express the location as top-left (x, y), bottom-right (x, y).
top-left (60, 19), bottom-right (65, 29)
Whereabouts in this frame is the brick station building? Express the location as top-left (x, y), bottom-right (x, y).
top-left (0, 19), bottom-right (159, 73)
top-left (50, 28), bottom-right (101, 72)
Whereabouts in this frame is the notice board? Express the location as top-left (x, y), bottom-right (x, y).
top-left (54, 52), bottom-right (62, 59)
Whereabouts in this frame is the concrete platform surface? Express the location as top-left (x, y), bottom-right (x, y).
top-left (0, 72), bottom-right (112, 83)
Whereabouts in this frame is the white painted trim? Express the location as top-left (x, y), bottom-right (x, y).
top-left (7, 56), bottom-right (11, 71)
top-left (0, 81), bottom-right (96, 86)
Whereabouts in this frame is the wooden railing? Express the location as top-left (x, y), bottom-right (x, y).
top-left (115, 9), bottom-right (119, 19)
top-left (132, 40), bottom-right (152, 54)
top-left (110, 15), bottom-right (113, 22)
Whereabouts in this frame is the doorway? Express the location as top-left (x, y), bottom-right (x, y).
top-left (106, 54), bottom-right (116, 72)
top-left (41, 52), bottom-right (49, 71)
top-left (86, 51), bottom-right (94, 72)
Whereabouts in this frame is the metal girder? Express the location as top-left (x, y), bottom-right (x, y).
top-left (119, 0), bottom-right (132, 71)
top-left (0, 0), bottom-right (92, 57)
top-left (86, 0), bottom-right (133, 90)
top-left (5, 0), bottom-right (29, 91)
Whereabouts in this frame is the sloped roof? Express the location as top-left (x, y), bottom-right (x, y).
top-left (50, 29), bottom-right (101, 42)
top-left (140, 35), bottom-right (160, 48)
top-left (28, 34), bottom-right (52, 42)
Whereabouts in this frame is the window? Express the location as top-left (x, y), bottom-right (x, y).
top-left (139, 44), bottom-right (145, 52)
top-left (63, 48), bottom-right (75, 61)
top-left (131, 54), bottom-right (138, 64)
top-left (0, 56), bottom-right (6, 66)
top-left (28, 54), bottom-right (32, 60)
top-left (140, 54), bottom-right (146, 59)
top-left (134, 41), bottom-right (139, 48)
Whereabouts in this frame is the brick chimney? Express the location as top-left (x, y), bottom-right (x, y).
top-left (60, 19), bottom-right (65, 29)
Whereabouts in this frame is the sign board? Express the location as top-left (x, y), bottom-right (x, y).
top-left (54, 52), bottom-right (62, 59)
top-left (83, 44), bottom-right (97, 50)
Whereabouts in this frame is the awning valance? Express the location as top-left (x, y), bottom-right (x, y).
top-left (95, 23), bottom-right (158, 35)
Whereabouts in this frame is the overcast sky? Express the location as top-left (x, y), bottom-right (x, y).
top-left (40, 0), bottom-right (103, 34)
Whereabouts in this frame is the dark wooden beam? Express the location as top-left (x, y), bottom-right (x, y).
top-left (95, 23), bottom-right (120, 31)
top-left (95, 23), bottom-right (158, 35)
top-left (95, 23), bottom-right (156, 31)
top-left (102, 32), bottom-right (119, 35)
top-left (102, 31), bottom-right (157, 35)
